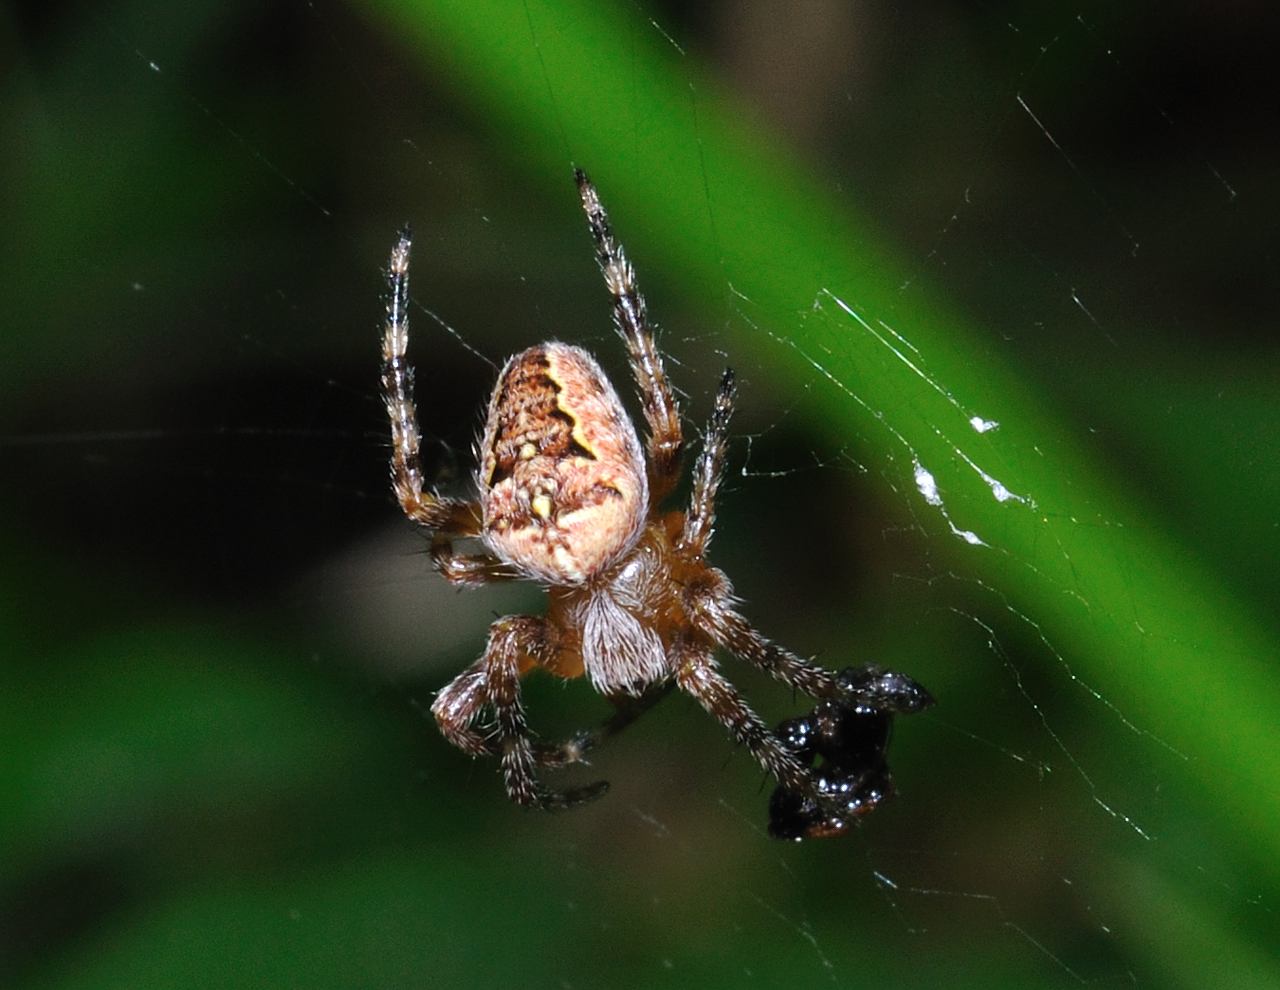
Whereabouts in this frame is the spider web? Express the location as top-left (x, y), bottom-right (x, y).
top-left (2, 2), bottom-right (1277, 988)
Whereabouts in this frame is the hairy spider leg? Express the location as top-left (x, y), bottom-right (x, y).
top-left (434, 616), bottom-right (610, 811)
top-left (671, 362), bottom-right (841, 701)
top-left (484, 617), bottom-right (612, 810)
top-left (382, 228), bottom-right (514, 588)
top-left (693, 599), bottom-right (840, 701)
top-left (675, 648), bottom-right (811, 794)
top-left (679, 367), bottom-right (736, 557)
top-left (574, 182), bottom-right (835, 797)
top-left (429, 658), bottom-right (491, 758)
top-left (431, 658), bottom-right (674, 772)
top-left (576, 169), bottom-right (685, 504)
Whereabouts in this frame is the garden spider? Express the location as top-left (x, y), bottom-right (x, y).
top-left (382, 169), bottom-right (931, 829)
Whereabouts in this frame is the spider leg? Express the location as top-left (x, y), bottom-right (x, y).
top-left (430, 658), bottom-right (492, 757)
top-left (382, 228), bottom-right (481, 534)
top-left (689, 590), bottom-right (840, 700)
top-left (384, 229), bottom-right (518, 588)
top-left (671, 367), bottom-right (845, 702)
top-left (430, 540), bottom-right (519, 588)
top-left (431, 655), bottom-right (668, 771)
top-left (679, 367), bottom-right (736, 557)
top-left (575, 169), bottom-right (684, 502)
top-left (675, 649), bottom-right (811, 794)
top-left (481, 616), bottom-right (610, 811)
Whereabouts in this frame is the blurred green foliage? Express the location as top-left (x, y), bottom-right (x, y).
top-left (2, 1), bottom-right (1277, 987)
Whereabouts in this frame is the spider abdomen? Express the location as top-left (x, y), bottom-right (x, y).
top-left (478, 342), bottom-right (648, 585)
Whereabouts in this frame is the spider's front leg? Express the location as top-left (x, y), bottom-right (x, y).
top-left (432, 615), bottom-right (609, 811)
top-left (676, 365), bottom-right (842, 701)
top-left (675, 646), bottom-right (812, 795)
top-left (431, 658), bottom-right (664, 771)
top-left (430, 658), bottom-right (492, 758)
top-left (692, 597), bottom-right (841, 700)
top-left (689, 581), bottom-right (935, 718)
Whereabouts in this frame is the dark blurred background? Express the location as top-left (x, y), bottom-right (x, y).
top-left (2, 1), bottom-right (1278, 987)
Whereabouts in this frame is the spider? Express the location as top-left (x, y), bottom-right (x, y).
top-left (381, 168), bottom-right (932, 826)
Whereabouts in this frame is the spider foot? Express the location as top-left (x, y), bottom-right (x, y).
top-left (767, 666), bottom-right (933, 841)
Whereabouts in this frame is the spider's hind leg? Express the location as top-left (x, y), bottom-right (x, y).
top-left (575, 168), bottom-right (684, 502)
top-left (678, 367), bottom-right (736, 557)
top-left (382, 228), bottom-right (478, 534)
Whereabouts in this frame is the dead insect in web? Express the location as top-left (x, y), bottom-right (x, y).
top-left (768, 667), bottom-right (934, 840)
top-left (380, 168), bottom-right (933, 829)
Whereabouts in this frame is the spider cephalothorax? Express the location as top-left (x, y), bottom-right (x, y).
top-left (381, 169), bottom-right (931, 831)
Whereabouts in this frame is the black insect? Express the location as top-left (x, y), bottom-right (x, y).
top-left (769, 666), bottom-right (934, 840)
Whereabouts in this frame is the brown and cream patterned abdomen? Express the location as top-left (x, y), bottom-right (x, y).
top-left (478, 343), bottom-right (648, 585)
